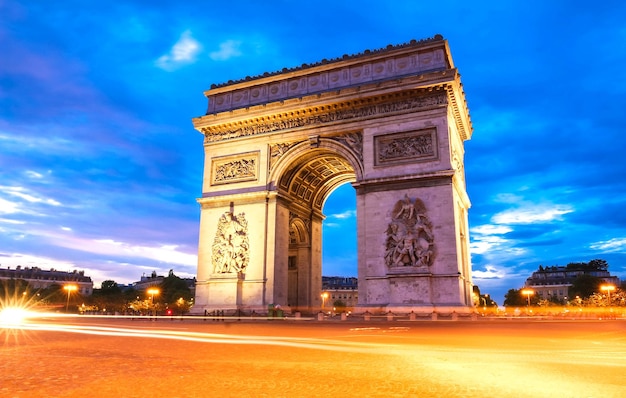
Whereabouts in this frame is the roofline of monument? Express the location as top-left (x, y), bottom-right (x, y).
top-left (203, 34), bottom-right (449, 95)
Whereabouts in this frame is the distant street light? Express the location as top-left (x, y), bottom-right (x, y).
top-left (147, 288), bottom-right (160, 317)
top-left (521, 289), bottom-right (534, 308)
top-left (600, 285), bottom-right (616, 311)
top-left (63, 284), bottom-right (78, 313)
top-left (321, 292), bottom-right (329, 310)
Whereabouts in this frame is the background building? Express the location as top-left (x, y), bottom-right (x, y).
top-left (524, 263), bottom-right (619, 301)
top-left (322, 276), bottom-right (358, 310)
top-left (0, 266), bottom-right (93, 295)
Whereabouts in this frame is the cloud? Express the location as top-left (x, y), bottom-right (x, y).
top-left (492, 204), bottom-right (573, 224)
top-left (472, 264), bottom-right (507, 280)
top-left (589, 238), bottom-right (626, 253)
top-left (155, 30), bottom-right (201, 71)
top-left (328, 209), bottom-right (356, 220)
top-left (209, 40), bottom-right (242, 61)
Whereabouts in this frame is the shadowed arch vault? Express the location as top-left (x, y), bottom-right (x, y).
top-left (191, 36), bottom-right (475, 315)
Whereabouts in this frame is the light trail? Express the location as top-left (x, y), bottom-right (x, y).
top-left (1, 311), bottom-right (397, 354)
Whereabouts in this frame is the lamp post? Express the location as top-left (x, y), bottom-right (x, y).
top-left (63, 284), bottom-right (78, 313)
top-left (521, 289), bottom-right (534, 308)
top-left (321, 292), bottom-right (329, 310)
top-left (147, 288), bottom-right (160, 317)
top-left (600, 284), bottom-right (615, 311)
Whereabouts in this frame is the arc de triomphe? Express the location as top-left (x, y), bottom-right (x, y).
top-left (191, 35), bottom-right (474, 315)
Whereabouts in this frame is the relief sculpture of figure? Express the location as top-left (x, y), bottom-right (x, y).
top-left (384, 223), bottom-right (401, 267)
top-left (393, 229), bottom-right (418, 266)
top-left (395, 194), bottom-right (415, 221)
top-left (384, 195), bottom-right (435, 268)
top-left (212, 212), bottom-right (249, 274)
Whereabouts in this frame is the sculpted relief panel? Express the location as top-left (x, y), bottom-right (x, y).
top-left (211, 152), bottom-right (259, 185)
top-left (212, 212), bottom-right (249, 274)
top-left (375, 128), bottom-right (437, 166)
top-left (384, 195), bottom-right (435, 269)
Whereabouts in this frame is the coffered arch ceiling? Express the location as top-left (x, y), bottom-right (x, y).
top-left (278, 151), bottom-right (355, 213)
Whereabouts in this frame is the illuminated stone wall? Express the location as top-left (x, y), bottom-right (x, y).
top-left (191, 35), bottom-right (474, 314)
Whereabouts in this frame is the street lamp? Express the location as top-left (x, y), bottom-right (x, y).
top-left (600, 284), bottom-right (615, 310)
top-left (63, 284), bottom-right (78, 313)
top-left (521, 289), bottom-right (534, 308)
top-left (147, 288), bottom-right (160, 317)
top-left (321, 292), bottom-right (329, 310)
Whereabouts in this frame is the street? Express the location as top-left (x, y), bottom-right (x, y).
top-left (2, 316), bottom-right (625, 397)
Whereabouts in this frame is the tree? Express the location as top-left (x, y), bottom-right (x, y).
top-left (0, 278), bottom-right (31, 306)
top-left (89, 280), bottom-right (130, 313)
top-left (588, 259), bottom-right (608, 271)
top-left (159, 270), bottom-right (193, 306)
top-left (503, 289), bottom-right (525, 307)
top-left (568, 274), bottom-right (602, 299)
top-left (503, 288), bottom-right (537, 307)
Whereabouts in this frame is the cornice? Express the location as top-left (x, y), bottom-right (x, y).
top-left (209, 35), bottom-right (446, 91)
top-left (202, 36), bottom-right (451, 115)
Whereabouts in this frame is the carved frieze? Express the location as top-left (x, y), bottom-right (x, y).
top-left (202, 91), bottom-right (447, 143)
top-left (212, 212), bottom-right (249, 275)
top-left (384, 195), bottom-right (435, 269)
top-left (211, 152), bottom-right (259, 185)
top-left (374, 128), bottom-right (438, 166)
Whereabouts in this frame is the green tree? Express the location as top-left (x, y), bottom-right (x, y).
top-left (503, 288), bottom-right (537, 307)
top-left (568, 274), bottom-right (602, 299)
top-left (90, 280), bottom-right (127, 313)
top-left (159, 270), bottom-right (193, 306)
top-left (588, 259), bottom-right (608, 271)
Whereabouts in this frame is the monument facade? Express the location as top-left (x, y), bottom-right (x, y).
top-left (191, 35), bottom-right (474, 314)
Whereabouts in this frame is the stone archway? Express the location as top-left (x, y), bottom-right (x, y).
top-left (191, 35), bottom-right (474, 315)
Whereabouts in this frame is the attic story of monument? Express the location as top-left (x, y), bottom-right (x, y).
top-left (190, 34), bottom-right (474, 314)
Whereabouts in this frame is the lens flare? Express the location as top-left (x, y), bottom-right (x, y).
top-left (0, 307), bottom-right (30, 325)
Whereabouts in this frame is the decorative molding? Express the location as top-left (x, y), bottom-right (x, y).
top-left (374, 128), bottom-right (437, 166)
top-left (211, 151), bottom-right (259, 185)
top-left (384, 195), bottom-right (435, 269)
top-left (212, 212), bottom-right (250, 275)
top-left (202, 91), bottom-right (447, 143)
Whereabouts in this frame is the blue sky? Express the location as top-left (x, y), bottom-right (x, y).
top-left (1, 1), bottom-right (625, 305)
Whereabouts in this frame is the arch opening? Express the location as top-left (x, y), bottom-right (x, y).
top-left (279, 150), bottom-right (357, 312)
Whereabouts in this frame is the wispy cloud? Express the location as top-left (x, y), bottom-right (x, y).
top-left (492, 203), bottom-right (573, 224)
top-left (590, 238), bottom-right (626, 253)
top-left (472, 264), bottom-right (507, 280)
top-left (209, 40), bottom-right (242, 61)
top-left (155, 30), bottom-right (201, 71)
top-left (328, 210), bottom-right (356, 220)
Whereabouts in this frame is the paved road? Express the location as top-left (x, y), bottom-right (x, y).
top-left (2, 317), bottom-right (625, 397)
